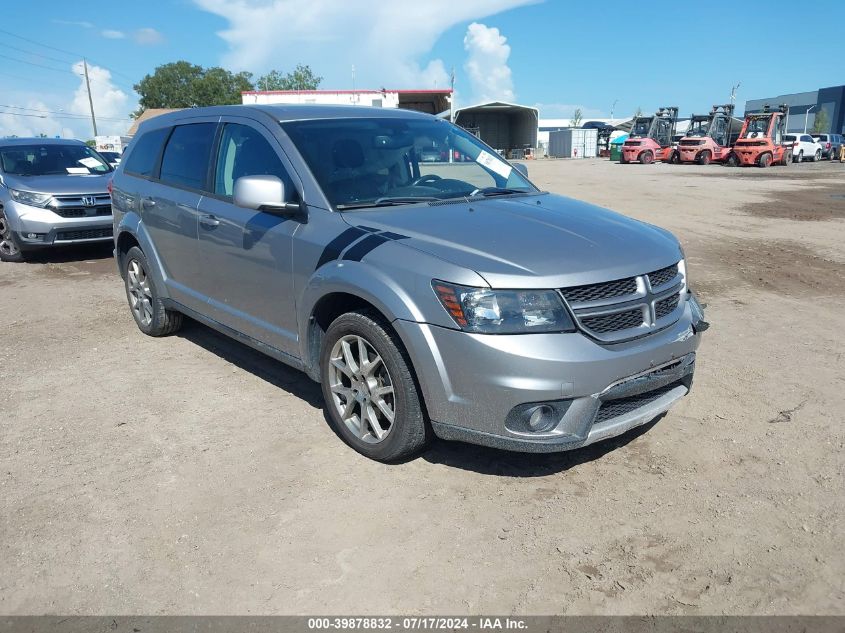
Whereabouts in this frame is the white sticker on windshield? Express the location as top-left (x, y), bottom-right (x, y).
top-left (476, 149), bottom-right (512, 179)
top-left (78, 157), bottom-right (101, 168)
top-left (66, 167), bottom-right (89, 174)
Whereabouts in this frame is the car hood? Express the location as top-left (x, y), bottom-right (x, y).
top-left (342, 193), bottom-right (683, 288)
top-left (1, 173), bottom-right (112, 195)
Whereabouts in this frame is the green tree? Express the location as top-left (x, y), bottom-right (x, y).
top-left (570, 108), bottom-right (583, 128)
top-left (812, 108), bottom-right (829, 133)
top-left (132, 61), bottom-right (255, 116)
top-left (256, 64), bottom-right (322, 91)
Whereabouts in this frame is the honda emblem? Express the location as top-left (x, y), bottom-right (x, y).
top-left (81, 196), bottom-right (96, 207)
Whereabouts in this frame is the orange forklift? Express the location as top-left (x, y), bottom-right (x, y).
top-left (731, 104), bottom-right (792, 167)
top-left (678, 104), bottom-right (741, 165)
top-left (621, 107), bottom-right (679, 164)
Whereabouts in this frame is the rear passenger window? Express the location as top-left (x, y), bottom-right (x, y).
top-left (159, 123), bottom-right (216, 190)
top-left (123, 127), bottom-right (169, 177)
top-left (213, 124), bottom-right (293, 199)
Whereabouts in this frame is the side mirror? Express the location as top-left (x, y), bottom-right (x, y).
top-left (233, 175), bottom-right (302, 216)
top-left (513, 163), bottom-right (529, 177)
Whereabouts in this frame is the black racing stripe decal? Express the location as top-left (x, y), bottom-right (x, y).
top-left (357, 225), bottom-right (380, 233)
top-left (342, 234), bottom-right (389, 262)
top-left (315, 227), bottom-right (366, 269)
top-left (380, 231), bottom-right (409, 241)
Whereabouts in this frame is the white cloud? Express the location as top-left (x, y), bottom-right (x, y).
top-left (134, 27), bottom-right (164, 45)
top-left (102, 29), bottom-right (126, 39)
top-left (52, 19), bottom-right (94, 29)
top-left (193, 0), bottom-right (536, 89)
top-left (463, 22), bottom-right (513, 104)
top-left (0, 63), bottom-right (134, 140)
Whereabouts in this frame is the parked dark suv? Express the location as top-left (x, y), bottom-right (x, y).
top-left (110, 105), bottom-right (707, 461)
top-left (810, 133), bottom-right (844, 160)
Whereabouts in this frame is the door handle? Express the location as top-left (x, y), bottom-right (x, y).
top-left (200, 214), bottom-right (220, 228)
top-left (140, 197), bottom-right (156, 209)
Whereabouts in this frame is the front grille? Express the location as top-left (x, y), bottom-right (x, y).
top-left (560, 261), bottom-right (683, 341)
top-left (594, 381), bottom-right (682, 424)
top-left (55, 227), bottom-right (113, 241)
top-left (655, 294), bottom-right (680, 319)
top-left (52, 205), bottom-right (111, 218)
top-left (648, 264), bottom-right (679, 288)
top-left (561, 277), bottom-right (637, 304)
top-left (581, 308), bottom-right (644, 333)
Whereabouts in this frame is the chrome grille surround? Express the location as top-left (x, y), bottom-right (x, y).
top-left (560, 261), bottom-right (685, 343)
top-left (49, 193), bottom-right (112, 219)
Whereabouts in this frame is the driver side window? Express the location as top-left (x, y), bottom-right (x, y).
top-left (214, 124), bottom-right (294, 200)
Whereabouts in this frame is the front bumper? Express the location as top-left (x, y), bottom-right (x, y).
top-left (394, 297), bottom-right (704, 452)
top-left (4, 199), bottom-right (113, 249)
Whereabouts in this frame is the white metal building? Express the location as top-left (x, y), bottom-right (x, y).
top-left (241, 89), bottom-right (452, 115)
top-left (548, 128), bottom-right (598, 158)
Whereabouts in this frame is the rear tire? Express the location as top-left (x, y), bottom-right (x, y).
top-left (640, 150), bottom-right (654, 165)
top-left (320, 310), bottom-right (429, 462)
top-left (725, 153), bottom-right (739, 167)
top-left (668, 151), bottom-right (680, 165)
top-left (0, 212), bottom-right (25, 263)
top-left (758, 152), bottom-right (772, 168)
top-left (781, 151), bottom-right (792, 165)
top-left (795, 150), bottom-right (803, 163)
top-left (698, 151), bottom-right (711, 165)
top-left (813, 149), bottom-right (821, 162)
top-left (123, 246), bottom-right (183, 337)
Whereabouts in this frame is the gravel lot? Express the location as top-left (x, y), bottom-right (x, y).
top-left (1, 159), bottom-right (843, 615)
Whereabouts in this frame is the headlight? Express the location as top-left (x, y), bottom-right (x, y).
top-left (9, 189), bottom-right (52, 207)
top-left (678, 258), bottom-right (688, 294)
top-left (432, 280), bottom-right (576, 334)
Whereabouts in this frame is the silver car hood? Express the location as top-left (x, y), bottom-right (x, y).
top-left (1, 173), bottom-right (112, 195)
top-left (342, 194), bottom-right (683, 289)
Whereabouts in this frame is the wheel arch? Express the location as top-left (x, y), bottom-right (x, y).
top-left (115, 212), bottom-right (169, 297)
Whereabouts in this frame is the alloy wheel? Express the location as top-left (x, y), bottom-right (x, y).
top-left (0, 217), bottom-right (20, 259)
top-left (327, 334), bottom-right (396, 444)
top-left (126, 258), bottom-right (153, 327)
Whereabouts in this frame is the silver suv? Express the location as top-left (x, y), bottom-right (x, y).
top-left (0, 138), bottom-right (114, 262)
top-left (111, 105), bottom-right (707, 461)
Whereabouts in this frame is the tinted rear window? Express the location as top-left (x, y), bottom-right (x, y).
top-left (784, 135), bottom-right (796, 141)
top-left (123, 127), bottom-right (169, 177)
top-left (159, 123), bottom-right (216, 190)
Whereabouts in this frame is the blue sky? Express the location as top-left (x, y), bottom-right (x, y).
top-left (1, 0), bottom-right (843, 138)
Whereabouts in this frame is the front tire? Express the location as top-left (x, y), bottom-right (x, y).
top-left (758, 152), bottom-right (772, 168)
top-left (320, 310), bottom-right (429, 462)
top-left (123, 246), bottom-right (182, 336)
top-left (0, 213), bottom-right (25, 263)
top-left (725, 153), bottom-right (739, 167)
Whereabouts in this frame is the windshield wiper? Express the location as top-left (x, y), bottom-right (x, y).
top-left (469, 187), bottom-right (527, 198)
top-left (337, 196), bottom-right (440, 210)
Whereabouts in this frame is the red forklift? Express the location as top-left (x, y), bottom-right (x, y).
top-left (731, 104), bottom-right (792, 167)
top-left (678, 104), bottom-right (741, 165)
top-left (621, 107), bottom-right (679, 164)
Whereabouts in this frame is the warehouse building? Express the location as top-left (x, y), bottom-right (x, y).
top-left (744, 84), bottom-right (845, 133)
top-left (453, 101), bottom-right (538, 158)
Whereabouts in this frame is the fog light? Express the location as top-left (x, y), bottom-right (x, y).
top-left (527, 405), bottom-right (557, 432)
top-left (26, 233), bottom-right (37, 239)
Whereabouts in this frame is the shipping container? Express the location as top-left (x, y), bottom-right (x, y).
top-left (548, 128), bottom-right (598, 158)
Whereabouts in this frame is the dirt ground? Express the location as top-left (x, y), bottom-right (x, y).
top-left (1, 159), bottom-right (843, 615)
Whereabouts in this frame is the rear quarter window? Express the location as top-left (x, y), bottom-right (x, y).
top-left (123, 127), bottom-right (169, 177)
top-left (159, 123), bottom-right (217, 191)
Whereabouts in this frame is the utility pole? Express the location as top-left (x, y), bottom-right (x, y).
top-left (610, 99), bottom-right (618, 121)
top-left (450, 66), bottom-right (455, 122)
top-left (804, 104), bottom-right (816, 133)
top-left (730, 82), bottom-right (741, 107)
top-left (83, 58), bottom-right (98, 137)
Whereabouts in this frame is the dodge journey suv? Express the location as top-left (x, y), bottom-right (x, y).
top-left (0, 138), bottom-right (114, 262)
top-left (111, 105), bottom-right (707, 461)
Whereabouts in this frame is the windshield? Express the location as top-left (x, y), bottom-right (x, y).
top-left (686, 118), bottom-right (709, 138)
top-left (629, 117), bottom-right (653, 138)
top-left (281, 117), bottom-right (535, 208)
top-left (743, 116), bottom-right (770, 138)
top-left (0, 144), bottom-right (112, 176)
